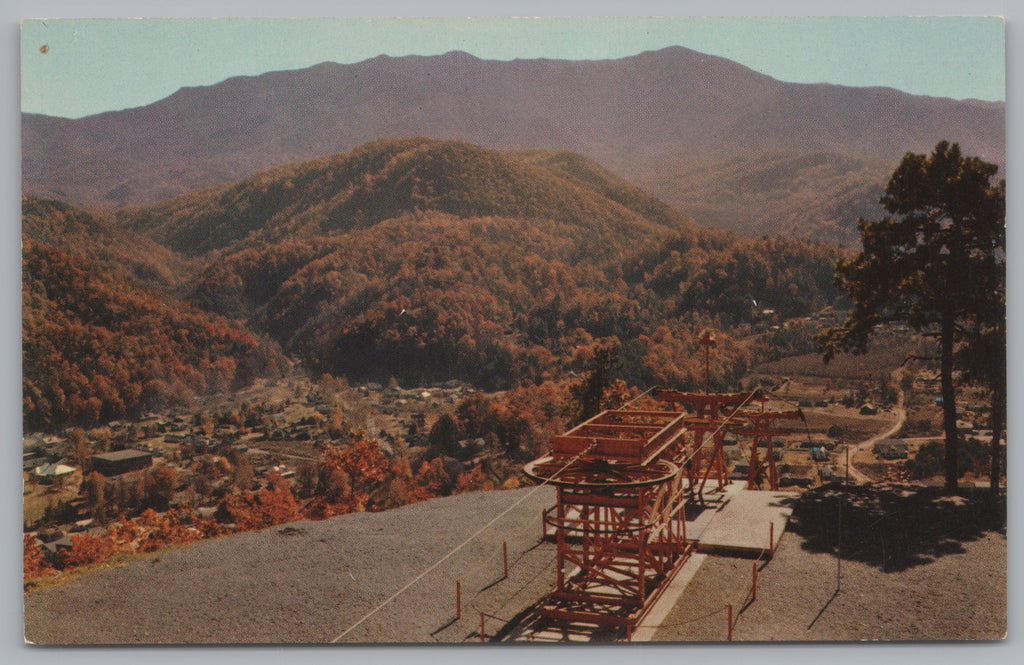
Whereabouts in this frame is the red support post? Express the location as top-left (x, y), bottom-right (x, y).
top-left (751, 561), bottom-right (758, 601)
top-left (727, 604), bottom-right (733, 641)
top-left (456, 580), bottom-right (461, 620)
top-left (480, 612), bottom-right (486, 642)
top-left (503, 541), bottom-right (509, 579)
top-left (555, 487), bottom-right (565, 590)
top-left (769, 522), bottom-right (775, 555)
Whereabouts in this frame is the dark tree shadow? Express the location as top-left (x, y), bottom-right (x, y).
top-left (788, 482), bottom-right (1005, 572)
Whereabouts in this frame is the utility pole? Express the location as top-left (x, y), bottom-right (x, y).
top-left (836, 446), bottom-right (849, 593)
top-left (699, 330), bottom-right (716, 393)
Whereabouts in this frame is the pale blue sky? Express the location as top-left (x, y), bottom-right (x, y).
top-left (21, 16), bottom-right (1005, 119)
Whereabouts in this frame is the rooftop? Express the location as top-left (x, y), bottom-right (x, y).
top-left (92, 449), bottom-right (152, 462)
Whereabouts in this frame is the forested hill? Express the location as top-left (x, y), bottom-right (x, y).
top-left (23, 47), bottom-right (1004, 244)
top-left (22, 197), bottom-right (194, 291)
top-left (122, 138), bottom-right (845, 390)
top-left (189, 214), bottom-right (844, 391)
top-left (24, 137), bottom-right (847, 429)
top-left (118, 137), bottom-right (692, 258)
top-left (22, 240), bottom-right (290, 431)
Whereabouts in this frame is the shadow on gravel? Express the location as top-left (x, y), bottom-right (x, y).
top-left (788, 482), bottom-right (1006, 572)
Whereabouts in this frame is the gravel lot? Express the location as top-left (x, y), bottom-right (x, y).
top-left (24, 483), bottom-right (1006, 645)
top-left (24, 486), bottom-right (558, 644)
top-left (653, 531), bottom-right (1005, 642)
top-left (654, 484), bottom-right (1007, 642)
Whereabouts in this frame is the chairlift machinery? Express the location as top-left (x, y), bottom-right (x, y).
top-left (522, 337), bottom-right (805, 634)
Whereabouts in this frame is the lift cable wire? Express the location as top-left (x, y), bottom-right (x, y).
top-left (619, 385), bottom-right (662, 410)
top-left (329, 442), bottom-right (596, 643)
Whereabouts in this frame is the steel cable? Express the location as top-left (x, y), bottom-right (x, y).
top-left (329, 443), bottom-right (595, 643)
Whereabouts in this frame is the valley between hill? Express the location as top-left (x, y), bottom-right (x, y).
top-left (23, 138), bottom-right (847, 432)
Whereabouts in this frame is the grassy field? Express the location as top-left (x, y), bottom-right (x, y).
top-left (23, 473), bottom-right (82, 527)
top-left (754, 333), bottom-right (914, 382)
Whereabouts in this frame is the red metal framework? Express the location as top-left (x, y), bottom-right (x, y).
top-left (524, 406), bottom-right (692, 630)
top-left (657, 390), bottom-right (764, 498)
top-left (523, 387), bottom-right (803, 634)
top-left (742, 410), bottom-right (805, 490)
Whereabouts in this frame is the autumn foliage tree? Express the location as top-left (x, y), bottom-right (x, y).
top-left (221, 473), bottom-right (301, 530)
top-left (146, 465), bottom-right (180, 511)
top-left (412, 458), bottom-right (451, 497)
top-left (61, 531), bottom-right (118, 568)
top-left (24, 506), bottom-right (222, 585)
top-left (455, 381), bottom-right (568, 461)
top-left (302, 436), bottom-right (435, 518)
top-left (453, 465), bottom-right (494, 494)
top-left (23, 534), bottom-right (53, 582)
top-left (82, 471), bottom-right (107, 520)
top-left (22, 240), bottom-right (288, 431)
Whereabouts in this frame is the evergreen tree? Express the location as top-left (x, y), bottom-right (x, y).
top-left (818, 141), bottom-right (1005, 493)
top-left (570, 344), bottom-right (621, 424)
top-left (428, 413), bottom-right (461, 458)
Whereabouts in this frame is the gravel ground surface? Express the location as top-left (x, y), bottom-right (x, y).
top-left (24, 483), bottom-right (1006, 645)
top-left (24, 486), bottom-right (557, 644)
top-left (655, 485), bottom-right (1007, 642)
top-left (653, 531), bottom-right (1005, 642)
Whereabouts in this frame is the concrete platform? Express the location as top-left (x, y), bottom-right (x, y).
top-left (683, 480), bottom-right (746, 542)
top-left (693, 489), bottom-right (798, 555)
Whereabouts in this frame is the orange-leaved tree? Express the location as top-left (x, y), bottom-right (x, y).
top-left (23, 534), bottom-right (54, 582)
top-left (221, 472), bottom-right (301, 530)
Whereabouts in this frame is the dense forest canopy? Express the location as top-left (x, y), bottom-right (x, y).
top-left (166, 140), bottom-right (844, 389)
top-left (119, 138), bottom-right (690, 259)
top-left (188, 212), bottom-right (844, 390)
top-left (24, 138), bottom-right (848, 431)
top-left (22, 240), bottom-right (289, 430)
top-left (22, 197), bottom-right (193, 290)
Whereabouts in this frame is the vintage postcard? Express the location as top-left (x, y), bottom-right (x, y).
top-left (20, 16), bottom-right (1006, 645)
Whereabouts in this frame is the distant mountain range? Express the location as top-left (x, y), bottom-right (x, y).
top-left (22, 47), bottom-right (1004, 245)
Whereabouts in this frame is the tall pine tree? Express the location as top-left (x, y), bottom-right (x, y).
top-left (818, 141), bottom-right (1005, 493)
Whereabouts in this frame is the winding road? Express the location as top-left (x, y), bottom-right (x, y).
top-left (844, 368), bottom-right (906, 484)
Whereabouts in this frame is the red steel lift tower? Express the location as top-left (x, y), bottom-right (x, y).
top-left (523, 385), bottom-right (803, 634)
